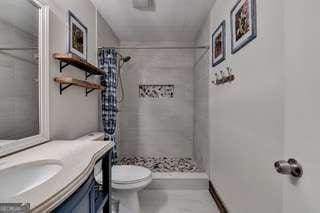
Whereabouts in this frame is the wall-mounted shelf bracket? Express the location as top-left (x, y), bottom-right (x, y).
top-left (53, 53), bottom-right (104, 76)
top-left (85, 72), bottom-right (94, 80)
top-left (86, 88), bottom-right (95, 96)
top-left (54, 76), bottom-right (105, 96)
top-left (59, 83), bottom-right (72, 95)
top-left (59, 61), bottom-right (71, 73)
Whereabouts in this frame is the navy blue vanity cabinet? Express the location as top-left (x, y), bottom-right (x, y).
top-left (54, 151), bottom-right (112, 213)
top-left (53, 174), bottom-right (96, 213)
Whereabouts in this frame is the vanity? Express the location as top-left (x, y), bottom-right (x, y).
top-left (53, 143), bottom-right (113, 213)
top-left (0, 0), bottom-right (114, 212)
top-left (0, 140), bottom-right (114, 213)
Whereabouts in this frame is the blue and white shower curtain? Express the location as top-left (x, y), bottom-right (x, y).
top-left (98, 48), bottom-right (118, 165)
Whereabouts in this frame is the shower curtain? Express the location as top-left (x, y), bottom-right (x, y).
top-left (98, 48), bottom-right (118, 165)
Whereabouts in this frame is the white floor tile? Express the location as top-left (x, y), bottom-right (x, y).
top-left (139, 190), bottom-right (219, 213)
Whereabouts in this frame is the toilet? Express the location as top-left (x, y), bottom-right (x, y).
top-left (112, 165), bottom-right (152, 213)
top-left (75, 132), bottom-right (152, 213)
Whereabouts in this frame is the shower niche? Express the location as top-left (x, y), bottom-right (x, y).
top-left (139, 84), bottom-right (175, 98)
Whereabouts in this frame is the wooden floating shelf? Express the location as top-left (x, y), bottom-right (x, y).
top-left (54, 76), bottom-right (105, 96)
top-left (53, 53), bottom-right (104, 77)
top-left (54, 76), bottom-right (104, 90)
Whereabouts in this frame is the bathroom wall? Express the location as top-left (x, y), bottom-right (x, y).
top-left (0, 19), bottom-right (39, 140)
top-left (119, 41), bottom-right (194, 158)
top-left (97, 12), bottom-right (119, 48)
top-left (195, 0), bottom-right (285, 212)
top-left (193, 16), bottom-right (211, 174)
top-left (48, 0), bottom-right (111, 140)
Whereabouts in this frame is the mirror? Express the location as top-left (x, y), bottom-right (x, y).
top-left (0, 0), bottom-right (49, 156)
top-left (0, 0), bottom-right (39, 140)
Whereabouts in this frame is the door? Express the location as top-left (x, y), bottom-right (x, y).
top-left (282, 0), bottom-right (320, 212)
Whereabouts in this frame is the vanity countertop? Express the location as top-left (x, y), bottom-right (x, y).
top-left (0, 139), bottom-right (114, 212)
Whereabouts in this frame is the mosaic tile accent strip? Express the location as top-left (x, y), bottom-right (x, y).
top-left (139, 85), bottom-right (174, 98)
top-left (119, 157), bottom-right (202, 173)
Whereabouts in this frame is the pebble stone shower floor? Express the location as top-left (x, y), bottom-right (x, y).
top-left (119, 157), bottom-right (203, 173)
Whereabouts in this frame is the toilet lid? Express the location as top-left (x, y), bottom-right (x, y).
top-left (112, 165), bottom-right (152, 184)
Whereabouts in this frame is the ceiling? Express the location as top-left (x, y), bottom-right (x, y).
top-left (91, 0), bottom-right (215, 42)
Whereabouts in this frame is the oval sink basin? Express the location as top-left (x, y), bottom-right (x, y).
top-left (0, 160), bottom-right (62, 199)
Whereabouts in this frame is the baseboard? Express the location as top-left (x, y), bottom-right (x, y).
top-left (209, 180), bottom-right (228, 213)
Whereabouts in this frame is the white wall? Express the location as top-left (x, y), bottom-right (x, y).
top-left (119, 41), bottom-right (194, 158)
top-left (195, 0), bottom-right (285, 212)
top-left (48, 0), bottom-right (99, 139)
top-left (193, 15), bottom-right (211, 173)
top-left (97, 12), bottom-right (119, 48)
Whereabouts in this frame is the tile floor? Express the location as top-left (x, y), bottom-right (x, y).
top-left (139, 190), bottom-right (219, 213)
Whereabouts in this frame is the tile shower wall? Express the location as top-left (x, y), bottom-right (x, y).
top-left (119, 42), bottom-right (194, 158)
top-left (0, 19), bottom-right (39, 140)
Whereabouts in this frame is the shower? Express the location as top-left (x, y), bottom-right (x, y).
top-left (118, 54), bottom-right (131, 103)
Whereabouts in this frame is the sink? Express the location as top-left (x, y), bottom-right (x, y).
top-left (0, 160), bottom-right (63, 199)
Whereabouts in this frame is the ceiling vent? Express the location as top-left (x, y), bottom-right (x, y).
top-left (132, 0), bottom-right (151, 10)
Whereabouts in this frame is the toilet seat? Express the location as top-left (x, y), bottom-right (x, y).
top-left (94, 165), bottom-right (152, 188)
top-left (112, 165), bottom-right (152, 184)
top-left (111, 165), bottom-right (152, 191)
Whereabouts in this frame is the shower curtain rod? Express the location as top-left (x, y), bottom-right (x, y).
top-left (99, 45), bottom-right (209, 50)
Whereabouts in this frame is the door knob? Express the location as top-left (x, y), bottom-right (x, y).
top-left (274, 158), bottom-right (303, 178)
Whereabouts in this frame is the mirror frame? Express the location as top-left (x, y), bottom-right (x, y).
top-left (0, 0), bottom-right (50, 157)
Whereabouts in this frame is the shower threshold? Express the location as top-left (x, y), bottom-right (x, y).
top-left (118, 157), bottom-right (209, 190)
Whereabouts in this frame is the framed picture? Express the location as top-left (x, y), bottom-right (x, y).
top-left (68, 11), bottom-right (87, 60)
top-left (212, 20), bottom-right (226, 67)
top-left (230, 0), bottom-right (257, 54)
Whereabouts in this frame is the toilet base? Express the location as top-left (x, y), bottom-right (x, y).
top-left (113, 190), bottom-right (140, 213)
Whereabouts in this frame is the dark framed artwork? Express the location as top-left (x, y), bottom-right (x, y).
top-left (230, 0), bottom-right (257, 54)
top-left (68, 11), bottom-right (88, 60)
top-left (212, 20), bottom-right (226, 67)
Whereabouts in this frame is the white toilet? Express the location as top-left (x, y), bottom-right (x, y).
top-left (75, 132), bottom-right (152, 213)
top-left (112, 165), bottom-right (152, 213)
